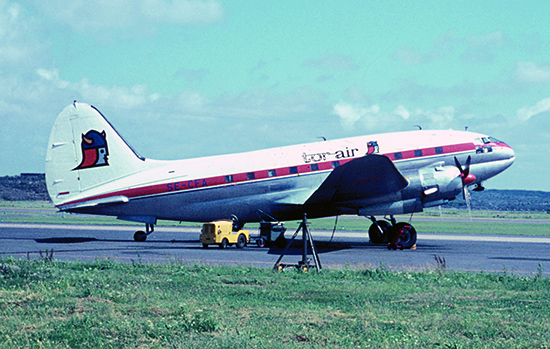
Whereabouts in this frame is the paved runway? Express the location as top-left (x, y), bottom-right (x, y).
top-left (1, 223), bottom-right (550, 276)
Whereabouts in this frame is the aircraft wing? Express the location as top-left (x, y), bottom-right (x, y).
top-left (305, 154), bottom-right (409, 205)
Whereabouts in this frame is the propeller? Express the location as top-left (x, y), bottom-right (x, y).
top-left (454, 156), bottom-right (476, 189)
top-left (454, 156), bottom-right (476, 220)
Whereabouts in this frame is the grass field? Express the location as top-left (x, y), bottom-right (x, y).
top-left (3, 200), bottom-right (549, 238)
top-left (1, 258), bottom-right (550, 348)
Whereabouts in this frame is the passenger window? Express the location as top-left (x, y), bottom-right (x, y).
top-left (225, 175), bottom-right (233, 183)
top-left (289, 167), bottom-right (298, 174)
top-left (394, 152), bottom-right (403, 160)
top-left (247, 172), bottom-right (255, 180)
top-left (311, 164), bottom-right (319, 171)
top-left (414, 150), bottom-right (423, 157)
top-left (268, 169), bottom-right (276, 177)
top-left (332, 161), bottom-right (340, 168)
top-left (435, 147), bottom-right (443, 154)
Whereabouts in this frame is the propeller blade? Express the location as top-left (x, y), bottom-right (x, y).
top-left (463, 155), bottom-right (471, 178)
top-left (454, 156), bottom-right (463, 174)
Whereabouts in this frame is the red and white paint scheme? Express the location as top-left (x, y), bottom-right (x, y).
top-left (46, 102), bottom-right (515, 246)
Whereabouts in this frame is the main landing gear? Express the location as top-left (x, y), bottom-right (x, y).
top-left (367, 216), bottom-right (417, 250)
top-left (134, 223), bottom-right (154, 242)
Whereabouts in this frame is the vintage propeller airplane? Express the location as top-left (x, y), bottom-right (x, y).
top-left (45, 102), bottom-right (514, 248)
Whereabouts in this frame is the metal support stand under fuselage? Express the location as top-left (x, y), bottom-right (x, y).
top-left (273, 213), bottom-right (322, 271)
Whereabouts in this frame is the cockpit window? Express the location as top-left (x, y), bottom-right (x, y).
top-left (481, 136), bottom-right (507, 145)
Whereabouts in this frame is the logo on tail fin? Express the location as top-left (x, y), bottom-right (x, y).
top-left (73, 130), bottom-right (109, 170)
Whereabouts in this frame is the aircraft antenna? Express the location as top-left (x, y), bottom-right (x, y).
top-left (414, 125), bottom-right (422, 130)
top-left (317, 136), bottom-right (327, 141)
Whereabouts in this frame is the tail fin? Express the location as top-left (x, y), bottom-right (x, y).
top-left (45, 102), bottom-right (147, 206)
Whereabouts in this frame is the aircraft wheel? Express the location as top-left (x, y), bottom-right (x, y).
top-left (219, 238), bottom-right (229, 249)
top-left (134, 231), bottom-right (147, 242)
top-left (236, 234), bottom-right (246, 249)
top-left (368, 220), bottom-right (391, 243)
top-left (389, 223), bottom-right (417, 249)
top-left (202, 243), bottom-right (209, 248)
top-left (257, 237), bottom-right (266, 248)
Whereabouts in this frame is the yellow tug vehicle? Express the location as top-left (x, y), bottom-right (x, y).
top-left (200, 220), bottom-right (250, 249)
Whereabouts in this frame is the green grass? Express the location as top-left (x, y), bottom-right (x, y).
top-left (2, 200), bottom-right (550, 236)
top-left (2, 201), bottom-right (550, 347)
top-left (1, 259), bottom-right (550, 348)
top-left (412, 220), bottom-right (550, 236)
top-left (0, 200), bottom-right (203, 228)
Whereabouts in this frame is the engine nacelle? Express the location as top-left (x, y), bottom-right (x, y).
top-left (402, 164), bottom-right (463, 207)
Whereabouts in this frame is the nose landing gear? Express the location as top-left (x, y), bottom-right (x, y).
top-left (368, 216), bottom-right (417, 250)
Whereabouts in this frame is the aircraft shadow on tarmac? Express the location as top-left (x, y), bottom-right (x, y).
top-left (34, 237), bottom-right (198, 244)
top-left (265, 241), bottom-right (450, 255)
top-left (35, 237), bottom-right (100, 244)
top-left (30, 236), bottom-right (451, 255)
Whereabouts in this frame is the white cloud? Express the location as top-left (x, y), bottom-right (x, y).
top-left (422, 106), bottom-right (455, 127)
top-left (332, 102), bottom-right (378, 130)
top-left (37, 69), bottom-right (69, 88)
top-left (393, 105), bottom-right (410, 120)
top-left (515, 62), bottom-right (550, 83)
top-left (516, 97), bottom-right (550, 122)
top-left (33, 0), bottom-right (223, 34)
top-left (37, 68), bottom-right (154, 108)
top-left (0, 0), bottom-right (44, 66)
top-left (332, 102), bottom-right (459, 131)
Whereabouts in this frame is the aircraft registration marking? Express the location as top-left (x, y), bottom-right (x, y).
top-left (167, 179), bottom-right (208, 192)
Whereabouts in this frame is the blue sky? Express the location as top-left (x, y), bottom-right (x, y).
top-left (2, 1), bottom-right (550, 191)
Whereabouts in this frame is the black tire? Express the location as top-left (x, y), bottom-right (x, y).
top-left (236, 234), bottom-right (246, 249)
top-left (368, 220), bottom-right (391, 243)
top-left (134, 231), bottom-right (147, 242)
top-left (219, 238), bottom-right (229, 249)
top-left (202, 243), bottom-right (209, 248)
top-left (389, 222), bottom-right (417, 249)
top-left (257, 237), bottom-right (266, 248)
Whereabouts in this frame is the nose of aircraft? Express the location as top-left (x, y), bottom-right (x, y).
top-left (496, 139), bottom-right (515, 166)
top-left (482, 139), bottom-right (515, 181)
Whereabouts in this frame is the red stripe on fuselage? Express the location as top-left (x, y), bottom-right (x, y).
top-left (57, 142), bottom-right (476, 209)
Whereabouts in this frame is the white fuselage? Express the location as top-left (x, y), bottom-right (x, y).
top-left (55, 129), bottom-right (514, 224)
